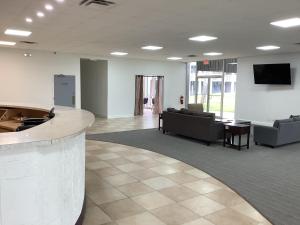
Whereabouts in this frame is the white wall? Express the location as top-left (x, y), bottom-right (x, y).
top-left (107, 58), bottom-right (186, 118)
top-left (236, 53), bottom-right (300, 125)
top-left (81, 59), bottom-right (108, 117)
top-left (0, 48), bottom-right (81, 108)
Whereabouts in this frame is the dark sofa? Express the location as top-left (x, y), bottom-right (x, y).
top-left (162, 109), bottom-right (224, 145)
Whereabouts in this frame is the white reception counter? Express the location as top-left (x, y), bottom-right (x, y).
top-left (0, 104), bottom-right (94, 225)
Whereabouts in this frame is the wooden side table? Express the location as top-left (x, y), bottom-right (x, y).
top-left (223, 123), bottom-right (251, 150)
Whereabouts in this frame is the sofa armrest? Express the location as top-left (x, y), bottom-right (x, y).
top-left (253, 125), bottom-right (279, 147)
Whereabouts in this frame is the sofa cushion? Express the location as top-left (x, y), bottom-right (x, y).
top-left (167, 108), bottom-right (180, 113)
top-left (290, 115), bottom-right (300, 121)
top-left (273, 119), bottom-right (294, 128)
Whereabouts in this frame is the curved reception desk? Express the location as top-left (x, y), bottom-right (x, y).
top-left (0, 104), bottom-right (94, 225)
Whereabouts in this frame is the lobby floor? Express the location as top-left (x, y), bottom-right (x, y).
top-left (84, 115), bottom-right (272, 225)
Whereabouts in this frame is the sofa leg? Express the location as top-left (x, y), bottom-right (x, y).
top-left (255, 142), bottom-right (258, 145)
top-left (163, 130), bottom-right (166, 134)
top-left (206, 142), bottom-right (211, 146)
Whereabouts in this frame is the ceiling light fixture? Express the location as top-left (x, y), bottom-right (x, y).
top-left (25, 17), bottom-right (33, 23)
top-left (271, 17), bottom-right (300, 28)
top-left (37, 11), bottom-right (45, 17)
top-left (110, 52), bottom-right (128, 56)
top-left (203, 52), bottom-right (223, 56)
top-left (45, 4), bottom-right (54, 11)
top-left (256, 45), bottom-right (280, 51)
top-left (142, 46), bottom-right (163, 51)
top-left (189, 35), bottom-right (218, 42)
top-left (56, 0), bottom-right (64, 2)
top-left (0, 41), bottom-right (16, 46)
top-left (24, 53), bottom-right (32, 57)
top-left (228, 62), bottom-right (238, 65)
top-left (167, 57), bottom-right (183, 61)
top-left (4, 29), bottom-right (32, 37)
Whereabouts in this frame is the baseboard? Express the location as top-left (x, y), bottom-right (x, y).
top-left (107, 114), bottom-right (134, 119)
top-left (75, 195), bottom-right (86, 225)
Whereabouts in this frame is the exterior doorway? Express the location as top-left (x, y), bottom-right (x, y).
top-left (54, 74), bottom-right (76, 107)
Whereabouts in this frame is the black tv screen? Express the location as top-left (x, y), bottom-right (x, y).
top-left (253, 63), bottom-right (291, 85)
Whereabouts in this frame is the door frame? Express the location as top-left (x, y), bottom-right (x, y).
top-left (196, 75), bottom-right (224, 118)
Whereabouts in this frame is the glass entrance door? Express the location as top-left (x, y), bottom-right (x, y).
top-left (196, 76), bottom-right (222, 117)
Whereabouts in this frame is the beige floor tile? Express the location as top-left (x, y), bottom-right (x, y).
top-left (97, 153), bottom-right (121, 160)
top-left (86, 161), bottom-right (112, 170)
top-left (170, 162), bottom-right (194, 171)
top-left (183, 180), bottom-right (222, 194)
top-left (137, 159), bottom-right (164, 168)
top-left (185, 169), bottom-right (211, 179)
top-left (166, 172), bottom-right (199, 184)
top-left (132, 192), bottom-right (175, 210)
top-left (156, 157), bottom-right (180, 164)
top-left (95, 167), bottom-right (123, 178)
top-left (128, 169), bottom-right (160, 180)
top-left (100, 199), bottom-right (145, 220)
top-left (182, 218), bottom-right (216, 225)
top-left (87, 188), bottom-right (127, 205)
top-left (203, 177), bottom-right (231, 190)
top-left (180, 196), bottom-right (225, 216)
top-left (83, 206), bottom-right (112, 225)
top-left (117, 182), bottom-right (154, 197)
top-left (125, 155), bottom-right (151, 162)
top-left (205, 208), bottom-right (258, 225)
top-left (205, 189), bottom-right (244, 207)
top-left (231, 202), bottom-right (271, 223)
top-left (116, 163), bottom-right (144, 173)
top-left (159, 186), bottom-right (200, 202)
top-left (106, 146), bottom-right (129, 152)
top-left (86, 175), bottom-right (112, 194)
top-left (142, 176), bottom-right (177, 190)
top-left (151, 204), bottom-right (199, 225)
top-left (106, 157), bottom-right (131, 166)
top-left (116, 212), bottom-right (166, 225)
top-left (150, 165), bottom-right (181, 175)
top-left (104, 174), bottom-right (138, 186)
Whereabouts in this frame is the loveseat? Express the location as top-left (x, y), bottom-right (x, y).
top-left (254, 116), bottom-right (300, 147)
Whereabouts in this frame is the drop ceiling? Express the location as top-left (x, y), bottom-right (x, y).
top-left (0, 0), bottom-right (300, 61)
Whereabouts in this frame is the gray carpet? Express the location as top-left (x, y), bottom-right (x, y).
top-left (87, 129), bottom-right (300, 225)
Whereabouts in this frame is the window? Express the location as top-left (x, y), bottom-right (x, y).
top-left (224, 82), bottom-right (232, 93)
top-left (212, 81), bottom-right (222, 94)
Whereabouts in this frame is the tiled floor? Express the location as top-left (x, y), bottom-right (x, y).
top-left (84, 115), bottom-right (273, 225)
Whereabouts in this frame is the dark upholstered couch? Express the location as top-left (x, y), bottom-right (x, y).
top-left (254, 116), bottom-right (300, 147)
top-left (162, 109), bottom-right (224, 145)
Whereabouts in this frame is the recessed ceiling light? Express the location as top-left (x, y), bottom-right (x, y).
top-left (256, 45), bottom-right (280, 51)
top-left (4, 29), bottom-right (32, 37)
top-left (189, 35), bottom-right (218, 42)
top-left (203, 52), bottom-right (223, 56)
top-left (271, 17), bottom-right (300, 28)
top-left (45, 4), bottom-right (54, 11)
top-left (37, 11), bottom-right (45, 17)
top-left (0, 41), bottom-right (16, 46)
top-left (25, 17), bottom-right (33, 23)
top-left (110, 52), bottom-right (128, 56)
top-left (55, 0), bottom-right (64, 2)
top-left (167, 57), bottom-right (183, 61)
top-left (24, 53), bottom-right (32, 57)
top-left (142, 46), bottom-right (163, 51)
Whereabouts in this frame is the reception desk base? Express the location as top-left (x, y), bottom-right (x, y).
top-left (0, 104), bottom-right (94, 225)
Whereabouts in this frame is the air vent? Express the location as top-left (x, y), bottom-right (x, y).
top-left (79, 0), bottom-right (115, 6)
top-left (20, 41), bottom-right (37, 45)
top-left (187, 54), bottom-right (198, 58)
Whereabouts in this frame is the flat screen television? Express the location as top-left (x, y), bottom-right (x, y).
top-left (253, 63), bottom-right (291, 85)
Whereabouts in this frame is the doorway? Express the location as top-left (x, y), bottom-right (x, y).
top-left (134, 75), bottom-right (164, 116)
top-left (196, 76), bottom-right (223, 117)
top-left (54, 75), bottom-right (75, 107)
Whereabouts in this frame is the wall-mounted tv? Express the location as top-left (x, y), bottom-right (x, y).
top-left (253, 63), bottom-right (291, 85)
